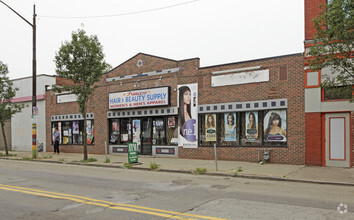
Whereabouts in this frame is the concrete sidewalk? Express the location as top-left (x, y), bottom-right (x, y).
top-left (1, 151), bottom-right (354, 186)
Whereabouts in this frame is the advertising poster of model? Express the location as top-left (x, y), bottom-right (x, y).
top-left (263, 110), bottom-right (287, 142)
top-left (224, 113), bottom-right (237, 141)
top-left (178, 83), bottom-right (198, 148)
top-left (245, 112), bottom-right (258, 141)
top-left (205, 114), bottom-right (217, 142)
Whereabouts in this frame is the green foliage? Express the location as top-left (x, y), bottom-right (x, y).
top-left (104, 158), bottom-right (111, 163)
top-left (59, 158), bottom-right (66, 162)
top-left (0, 152), bottom-right (16, 157)
top-left (54, 29), bottom-right (110, 160)
top-left (22, 156), bottom-right (32, 161)
top-left (307, 0), bottom-right (354, 101)
top-left (80, 157), bottom-right (97, 163)
top-left (41, 155), bottom-right (53, 159)
top-left (149, 162), bottom-right (159, 170)
top-left (237, 166), bottom-right (243, 172)
top-left (194, 167), bottom-right (207, 175)
top-left (124, 162), bottom-right (132, 169)
top-left (0, 61), bottom-right (25, 156)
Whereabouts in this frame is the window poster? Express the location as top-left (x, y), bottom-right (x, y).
top-left (132, 120), bottom-right (141, 152)
top-left (263, 110), bottom-right (287, 142)
top-left (224, 113), bottom-right (236, 141)
top-left (73, 121), bottom-right (79, 135)
top-left (112, 120), bottom-right (119, 134)
top-left (205, 114), bottom-right (217, 142)
top-left (245, 112), bottom-right (258, 140)
top-left (178, 83), bottom-right (198, 148)
top-left (86, 120), bottom-right (94, 144)
top-left (168, 116), bottom-right (176, 128)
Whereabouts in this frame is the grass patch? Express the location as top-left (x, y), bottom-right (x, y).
top-left (59, 158), bottom-right (66, 162)
top-left (124, 162), bottom-right (132, 169)
top-left (194, 168), bottom-right (207, 175)
top-left (231, 170), bottom-right (239, 177)
top-left (81, 158), bottom-right (97, 163)
top-left (41, 155), bottom-right (53, 159)
top-left (0, 152), bottom-right (17, 157)
top-left (237, 166), bottom-right (243, 172)
top-left (104, 158), bottom-right (111, 163)
top-left (149, 162), bottom-right (159, 170)
top-left (22, 156), bottom-right (32, 161)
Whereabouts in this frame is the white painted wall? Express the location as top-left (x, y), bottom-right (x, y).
top-left (11, 75), bottom-right (56, 152)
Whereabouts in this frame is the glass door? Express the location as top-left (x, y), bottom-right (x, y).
top-left (141, 118), bottom-right (152, 155)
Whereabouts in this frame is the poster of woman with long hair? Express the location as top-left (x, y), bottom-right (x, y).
top-left (263, 110), bottom-right (287, 142)
top-left (246, 112), bottom-right (258, 140)
top-left (224, 113), bottom-right (236, 141)
top-left (205, 114), bottom-right (217, 141)
top-left (178, 83), bottom-right (198, 148)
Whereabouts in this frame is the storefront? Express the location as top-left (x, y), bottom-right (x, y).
top-left (46, 52), bottom-right (305, 164)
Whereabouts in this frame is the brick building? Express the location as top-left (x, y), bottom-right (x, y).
top-left (46, 52), bottom-right (305, 165)
top-left (304, 0), bottom-right (353, 167)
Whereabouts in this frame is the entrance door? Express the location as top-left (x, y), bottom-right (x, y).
top-left (141, 118), bottom-right (152, 155)
top-left (325, 113), bottom-right (350, 167)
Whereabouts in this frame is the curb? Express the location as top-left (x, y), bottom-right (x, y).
top-left (1, 157), bottom-right (354, 187)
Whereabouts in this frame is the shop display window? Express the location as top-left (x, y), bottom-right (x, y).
top-left (51, 120), bottom-right (94, 145)
top-left (167, 116), bottom-right (178, 145)
top-left (199, 110), bottom-right (287, 147)
top-left (153, 118), bottom-right (166, 145)
top-left (120, 118), bottom-right (132, 144)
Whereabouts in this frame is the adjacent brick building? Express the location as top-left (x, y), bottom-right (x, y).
top-left (304, 0), bottom-right (353, 167)
top-left (46, 52), bottom-right (305, 165)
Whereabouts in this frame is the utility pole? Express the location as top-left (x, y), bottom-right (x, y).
top-left (0, 1), bottom-right (37, 158)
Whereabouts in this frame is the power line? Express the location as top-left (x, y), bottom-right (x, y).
top-left (38, 0), bottom-right (200, 19)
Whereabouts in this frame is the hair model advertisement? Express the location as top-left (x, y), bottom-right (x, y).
top-left (178, 83), bottom-right (198, 148)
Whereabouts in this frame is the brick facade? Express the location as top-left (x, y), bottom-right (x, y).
top-left (305, 113), bottom-right (322, 166)
top-left (46, 53), bottom-right (305, 165)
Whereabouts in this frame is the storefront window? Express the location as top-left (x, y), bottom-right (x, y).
top-left (153, 118), bottom-right (166, 145)
top-left (240, 112), bottom-right (262, 146)
top-left (109, 119), bottom-right (120, 144)
top-left (120, 118), bottom-right (131, 144)
top-left (51, 120), bottom-right (94, 145)
top-left (199, 110), bottom-right (287, 147)
top-left (167, 116), bottom-right (178, 145)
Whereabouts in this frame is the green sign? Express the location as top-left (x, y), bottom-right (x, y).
top-left (128, 143), bottom-right (138, 163)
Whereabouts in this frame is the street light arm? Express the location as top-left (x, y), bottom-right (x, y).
top-left (0, 0), bottom-right (33, 27)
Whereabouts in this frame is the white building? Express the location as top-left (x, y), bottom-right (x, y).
top-left (11, 75), bottom-right (56, 152)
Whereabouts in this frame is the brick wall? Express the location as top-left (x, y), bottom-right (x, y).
top-left (305, 0), bottom-right (326, 40)
top-left (305, 113), bottom-right (322, 166)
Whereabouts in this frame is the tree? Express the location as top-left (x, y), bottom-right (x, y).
top-left (307, 0), bottom-right (353, 101)
top-left (0, 61), bottom-right (24, 156)
top-left (54, 29), bottom-right (110, 160)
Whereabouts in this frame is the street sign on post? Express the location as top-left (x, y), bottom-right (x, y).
top-left (128, 143), bottom-right (138, 163)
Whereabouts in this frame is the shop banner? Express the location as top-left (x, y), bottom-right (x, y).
top-left (245, 112), bottom-right (258, 140)
top-left (109, 87), bottom-right (169, 109)
top-left (263, 110), bottom-right (287, 142)
top-left (178, 83), bottom-right (198, 148)
top-left (128, 143), bottom-right (138, 163)
top-left (205, 114), bottom-right (217, 142)
top-left (224, 113), bottom-right (237, 141)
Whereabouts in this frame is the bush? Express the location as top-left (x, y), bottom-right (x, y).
top-left (124, 162), bottom-right (132, 169)
top-left (150, 162), bottom-right (159, 170)
top-left (194, 168), bottom-right (207, 175)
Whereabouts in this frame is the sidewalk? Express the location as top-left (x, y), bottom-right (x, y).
top-left (1, 151), bottom-right (354, 186)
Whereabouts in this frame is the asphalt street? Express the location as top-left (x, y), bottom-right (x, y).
top-left (0, 160), bottom-right (353, 219)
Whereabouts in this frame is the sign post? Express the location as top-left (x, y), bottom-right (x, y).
top-left (128, 143), bottom-right (138, 163)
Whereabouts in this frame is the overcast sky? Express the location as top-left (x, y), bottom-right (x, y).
top-left (1, 0), bottom-right (304, 80)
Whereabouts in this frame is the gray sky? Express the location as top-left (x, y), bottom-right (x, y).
top-left (1, 0), bottom-right (304, 80)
